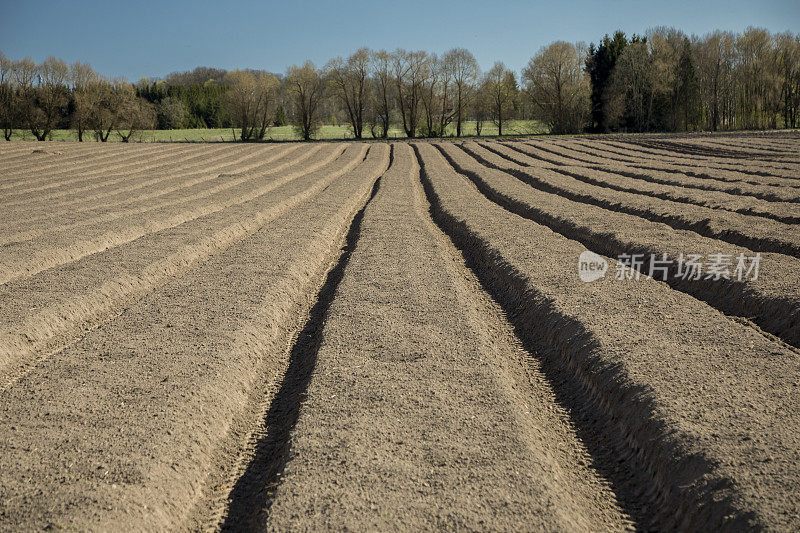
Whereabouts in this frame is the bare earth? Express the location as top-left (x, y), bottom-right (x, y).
top-left (0, 132), bottom-right (799, 531)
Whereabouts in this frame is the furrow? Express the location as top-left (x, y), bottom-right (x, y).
top-left (595, 138), bottom-right (800, 176)
top-left (0, 144), bottom-right (349, 286)
top-left (454, 143), bottom-right (800, 258)
top-left (0, 145), bottom-right (314, 239)
top-left (475, 143), bottom-right (800, 223)
top-left (551, 165), bottom-right (800, 224)
top-left (521, 140), bottom-right (606, 166)
top-left (0, 144), bottom-right (299, 222)
top-left (575, 140), bottom-right (800, 190)
top-left (0, 144), bottom-right (210, 199)
top-left (699, 137), bottom-right (800, 157)
top-left (0, 143), bottom-right (368, 391)
top-left (434, 142), bottom-right (800, 349)
top-left (2, 143), bottom-right (270, 198)
top-left (0, 145), bottom-right (390, 531)
top-left (1, 143), bottom-right (243, 199)
top-left (213, 147), bottom-right (389, 531)
top-left (0, 144), bottom-right (294, 215)
top-left (0, 142), bottom-right (156, 178)
top-left (631, 138), bottom-right (798, 163)
top-left (554, 141), bottom-right (798, 187)
top-left (492, 141), bottom-right (800, 202)
top-left (0, 145), bottom-right (100, 171)
top-left (508, 141), bottom-right (576, 166)
top-left (0, 140), bottom-right (134, 165)
top-left (0, 142), bottom-right (75, 161)
top-left (0, 142), bottom-right (176, 184)
top-left (512, 139), bottom-right (800, 186)
top-left (229, 143), bottom-right (633, 532)
top-left (414, 141), bottom-right (800, 530)
top-left (605, 139), bottom-right (800, 175)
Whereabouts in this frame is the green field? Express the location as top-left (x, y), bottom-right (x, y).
top-left (5, 120), bottom-right (546, 142)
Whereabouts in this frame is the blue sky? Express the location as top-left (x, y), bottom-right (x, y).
top-left (1, 0), bottom-right (798, 80)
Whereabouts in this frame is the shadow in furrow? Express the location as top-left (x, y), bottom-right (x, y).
top-left (472, 143), bottom-right (800, 223)
top-left (435, 144), bottom-right (800, 348)
top-left (620, 139), bottom-right (797, 171)
top-left (411, 144), bottom-right (759, 531)
top-left (220, 147), bottom-right (390, 531)
top-left (485, 140), bottom-right (800, 199)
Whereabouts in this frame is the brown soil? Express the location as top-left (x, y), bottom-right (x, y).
top-left (0, 134), bottom-right (798, 531)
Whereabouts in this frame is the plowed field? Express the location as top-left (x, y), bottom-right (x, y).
top-left (1, 133), bottom-right (799, 531)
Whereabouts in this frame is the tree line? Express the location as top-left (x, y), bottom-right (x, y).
top-left (586, 27), bottom-right (800, 132)
top-left (1, 26), bottom-right (798, 142)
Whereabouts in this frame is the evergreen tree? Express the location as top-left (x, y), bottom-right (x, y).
top-left (676, 37), bottom-right (700, 130)
top-left (585, 31), bottom-right (629, 131)
top-left (274, 105), bottom-right (287, 126)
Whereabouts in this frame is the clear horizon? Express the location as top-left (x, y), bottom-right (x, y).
top-left (1, 0), bottom-right (798, 80)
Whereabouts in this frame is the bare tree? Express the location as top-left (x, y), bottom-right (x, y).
top-left (35, 57), bottom-right (69, 140)
top-left (737, 27), bottom-right (783, 129)
top-left (694, 31), bottom-right (735, 131)
top-left (69, 62), bottom-right (98, 141)
top-left (776, 32), bottom-right (800, 128)
top-left (251, 73), bottom-right (279, 140)
top-left (0, 52), bottom-right (10, 86)
top-left (472, 78), bottom-right (491, 136)
top-left (114, 83), bottom-right (155, 142)
top-left (0, 52), bottom-right (14, 140)
top-left (11, 58), bottom-right (38, 139)
top-left (84, 78), bottom-right (125, 142)
top-left (393, 49), bottom-right (428, 138)
top-left (522, 41), bottom-right (590, 134)
top-left (285, 61), bottom-right (325, 140)
top-left (14, 57), bottom-right (69, 140)
top-left (604, 41), bottom-right (653, 131)
top-left (435, 55), bottom-right (456, 137)
top-left (222, 69), bottom-right (279, 141)
top-left (419, 53), bottom-right (443, 137)
top-left (370, 50), bottom-right (394, 138)
top-left (443, 48), bottom-right (479, 137)
top-left (484, 62), bottom-right (517, 135)
top-left (326, 48), bottom-right (370, 139)
top-left (647, 27), bottom-right (691, 131)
